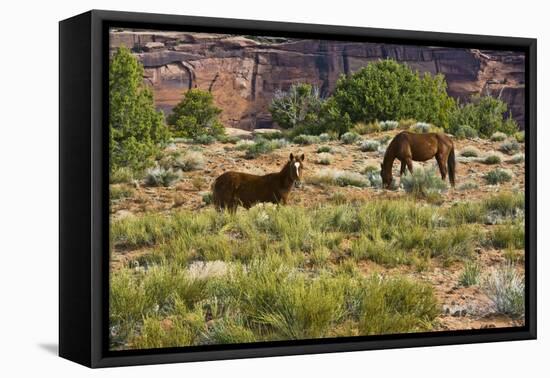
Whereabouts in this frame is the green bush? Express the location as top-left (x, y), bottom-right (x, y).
top-left (450, 96), bottom-right (518, 138)
top-left (167, 88), bottom-right (225, 139)
top-left (401, 166), bottom-right (447, 196)
top-left (331, 60), bottom-right (455, 129)
top-left (317, 145), bottom-right (332, 153)
top-left (484, 168), bottom-right (512, 185)
top-left (340, 131), bottom-right (360, 144)
top-left (109, 47), bottom-right (170, 175)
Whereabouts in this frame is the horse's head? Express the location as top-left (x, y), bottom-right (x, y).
top-left (289, 153), bottom-right (305, 187)
top-left (380, 162), bottom-right (392, 189)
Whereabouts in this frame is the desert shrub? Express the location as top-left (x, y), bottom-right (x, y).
top-left (380, 120), bottom-right (399, 131)
top-left (457, 181), bottom-right (479, 191)
top-left (460, 146), bottom-right (481, 158)
top-left (453, 124), bottom-right (478, 139)
top-left (490, 131), bottom-right (507, 142)
top-left (363, 165), bottom-right (379, 174)
top-left (483, 263), bottom-right (524, 317)
top-left (450, 96), bottom-right (518, 138)
top-left (235, 140), bottom-right (255, 150)
top-left (316, 153), bottom-right (332, 165)
top-left (357, 275), bottom-right (439, 335)
top-left (245, 138), bottom-right (288, 158)
top-left (340, 131), bottom-right (360, 144)
top-left (482, 152), bottom-right (502, 165)
top-left (508, 154), bottom-right (525, 164)
top-left (409, 122), bottom-right (443, 134)
top-left (174, 151), bottom-right (205, 171)
top-left (110, 185), bottom-right (135, 201)
top-left (309, 169), bottom-right (369, 187)
top-left (352, 121), bottom-right (379, 134)
top-left (110, 167), bottom-right (135, 184)
top-left (378, 134), bottom-right (393, 145)
top-left (365, 169), bottom-right (383, 188)
top-left (514, 131), bottom-right (525, 143)
top-left (269, 83), bottom-right (323, 130)
top-left (401, 166), bottom-right (447, 196)
top-left (202, 192), bottom-right (213, 205)
top-left (167, 88), bottom-right (225, 139)
top-left (293, 134), bottom-right (321, 145)
top-left (351, 236), bottom-right (410, 266)
top-left (192, 134), bottom-right (217, 145)
top-left (217, 135), bottom-right (240, 144)
top-left (319, 133), bottom-right (332, 142)
top-left (499, 140), bottom-right (521, 155)
top-left (144, 166), bottom-right (181, 187)
top-left (109, 47), bottom-right (170, 174)
top-left (484, 168), bottom-right (512, 185)
top-left (331, 60), bottom-right (455, 129)
top-left (487, 223), bottom-right (524, 249)
top-left (317, 145), bottom-right (332, 153)
top-left (483, 192), bottom-right (524, 218)
top-left (459, 261), bottom-right (481, 287)
top-left (359, 140), bottom-right (380, 152)
top-left (398, 118), bottom-right (417, 129)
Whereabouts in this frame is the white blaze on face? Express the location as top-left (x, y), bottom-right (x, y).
top-left (294, 162), bottom-right (301, 177)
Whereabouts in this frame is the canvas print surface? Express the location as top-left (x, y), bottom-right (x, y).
top-left (108, 28), bottom-right (526, 351)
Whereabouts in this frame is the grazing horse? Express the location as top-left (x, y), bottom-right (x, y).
top-left (212, 153), bottom-right (305, 211)
top-left (380, 131), bottom-right (456, 188)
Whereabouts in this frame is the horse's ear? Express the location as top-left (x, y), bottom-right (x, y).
top-left (289, 153), bottom-right (294, 161)
top-left (300, 154), bottom-right (305, 162)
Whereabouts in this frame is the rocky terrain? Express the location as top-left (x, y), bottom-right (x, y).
top-left (110, 29), bottom-right (525, 129)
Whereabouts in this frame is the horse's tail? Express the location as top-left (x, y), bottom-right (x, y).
top-left (447, 145), bottom-right (456, 187)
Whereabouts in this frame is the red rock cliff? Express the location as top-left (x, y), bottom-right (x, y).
top-left (110, 30), bottom-right (525, 129)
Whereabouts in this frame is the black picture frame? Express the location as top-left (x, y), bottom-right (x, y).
top-left (59, 9), bottom-right (537, 368)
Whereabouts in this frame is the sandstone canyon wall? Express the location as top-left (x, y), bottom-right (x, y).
top-left (110, 30), bottom-right (526, 129)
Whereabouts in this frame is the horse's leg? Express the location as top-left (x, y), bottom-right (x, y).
top-left (400, 160), bottom-right (407, 176)
top-left (405, 157), bottom-right (414, 174)
top-left (435, 154), bottom-right (447, 180)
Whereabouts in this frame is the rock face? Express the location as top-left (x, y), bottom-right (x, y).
top-left (110, 30), bottom-right (525, 129)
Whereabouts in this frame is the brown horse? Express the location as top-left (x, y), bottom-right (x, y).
top-left (380, 131), bottom-right (456, 188)
top-left (212, 153), bottom-right (305, 211)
